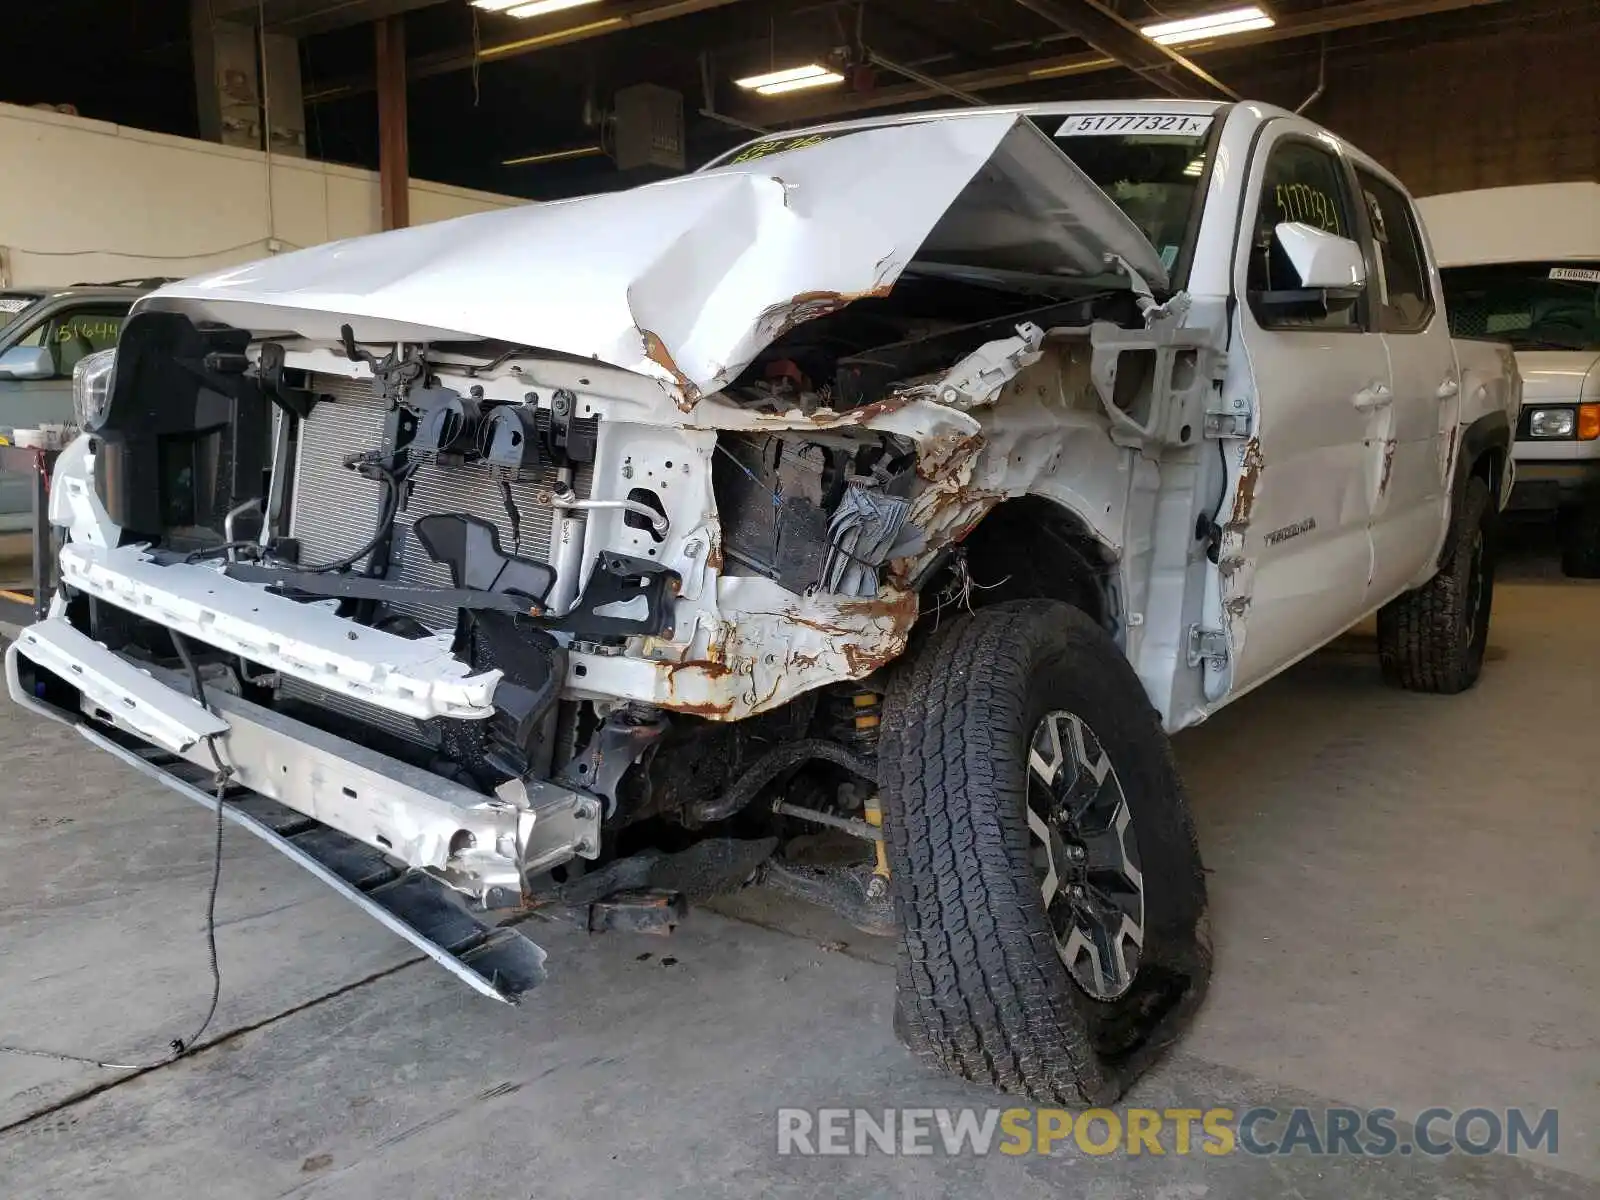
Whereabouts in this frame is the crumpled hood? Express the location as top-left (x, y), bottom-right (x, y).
top-left (143, 111), bottom-right (1165, 400)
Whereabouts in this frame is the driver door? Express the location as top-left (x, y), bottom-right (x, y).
top-left (1223, 121), bottom-right (1389, 695)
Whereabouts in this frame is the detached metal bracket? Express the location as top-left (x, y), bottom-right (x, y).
top-left (1204, 389), bottom-right (1251, 439)
top-left (1187, 624), bottom-right (1229, 668)
top-left (932, 321), bottom-right (1046, 408)
top-left (1105, 254), bottom-right (1192, 326)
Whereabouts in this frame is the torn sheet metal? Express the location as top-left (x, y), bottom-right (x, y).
top-left (568, 580), bottom-right (919, 722)
top-left (142, 116), bottom-right (1163, 403)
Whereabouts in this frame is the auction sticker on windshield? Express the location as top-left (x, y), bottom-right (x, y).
top-left (1058, 113), bottom-right (1211, 137)
top-left (1550, 267), bottom-right (1600, 283)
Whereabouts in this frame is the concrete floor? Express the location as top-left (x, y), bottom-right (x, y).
top-left (1, 537), bottom-right (1596, 1199)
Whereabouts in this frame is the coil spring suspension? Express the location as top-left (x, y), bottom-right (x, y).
top-left (830, 687), bottom-right (889, 893)
top-left (830, 687), bottom-right (883, 756)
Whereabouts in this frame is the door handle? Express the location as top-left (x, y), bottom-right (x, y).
top-left (1437, 377), bottom-right (1460, 399)
top-left (1351, 383), bottom-right (1393, 412)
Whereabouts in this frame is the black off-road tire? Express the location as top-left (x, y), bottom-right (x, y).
top-left (1378, 476), bottom-right (1495, 694)
top-left (881, 600), bottom-right (1211, 1106)
top-left (1559, 497), bottom-right (1600, 578)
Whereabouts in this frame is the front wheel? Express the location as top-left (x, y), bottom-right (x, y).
top-left (881, 600), bottom-right (1210, 1105)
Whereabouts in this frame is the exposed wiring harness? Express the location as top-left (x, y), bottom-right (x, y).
top-left (292, 460), bottom-right (411, 574)
top-left (187, 454), bottom-right (414, 576)
top-left (0, 633), bottom-right (233, 1072)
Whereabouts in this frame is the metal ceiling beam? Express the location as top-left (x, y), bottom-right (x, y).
top-left (210, 0), bottom-right (448, 38)
top-left (863, 50), bottom-right (986, 106)
top-left (730, 0), bottom-right (1513, 126)
top-left (375, 14), bottom-right (410, 230)
top-left (306, 0), bottom-right (755, 103)
top-left (1009, 0), bottom-right (1236, 99)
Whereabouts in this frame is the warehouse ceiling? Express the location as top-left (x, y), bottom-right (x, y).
top-left (0, 0), bottom-right (1587, 199)
top-left (298, 0), bottom-right (1555, 194)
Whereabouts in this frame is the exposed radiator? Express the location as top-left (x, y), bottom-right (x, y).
top-left (280, 374), bottom-right (590, 741)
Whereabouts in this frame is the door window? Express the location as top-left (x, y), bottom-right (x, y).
top-left (1356, 169), bottom-right (1434, 332)
top-left (12, 306), bottom-right (127, 378)
top-left (1246, 139), bottom-right (1361, 331)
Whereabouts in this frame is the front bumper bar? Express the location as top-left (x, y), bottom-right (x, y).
top-left (8, 616), bottom-right (605, 1003)
top-left (56, 541), bottom-right (500, 721)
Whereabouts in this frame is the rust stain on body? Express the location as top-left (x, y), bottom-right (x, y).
top-left (843, 640), bottom-right (896, 676)
top-left (753, 284), bottom-right (894, 357)
top-left (1378, 437), bottom-right (1397, 498)
top-left (665, 697), bottom-right (736, 719)
top-left (641, 329), bottom-right (702, 411)
top-left (847, 589), bottom-right (918, 624)
top-left (1230, 437), bottom-right (1265, 529)
top-left (664, 659), bottom-right (736, 683)
top-left (916, 431), bottom-right (985, 481)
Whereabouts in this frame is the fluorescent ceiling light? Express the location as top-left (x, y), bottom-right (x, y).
top-left (753, 71), bottom-right (845, 95)
top-left (1141, 5), bottom-right (1274, 46)
top-left (503, 145), bottom-right (605, 166)
top-left (1182, 157), bottom-right (1205, 177)
top-left (473, 0), bottom-right (600, 13)
top-left (506, 0), bottom-right (603, 17)
top-left (735, 64), bottom-right (844, 95)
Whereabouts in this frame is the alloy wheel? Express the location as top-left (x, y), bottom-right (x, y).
top-left (1025, 710), bottom-right (1146, 1002)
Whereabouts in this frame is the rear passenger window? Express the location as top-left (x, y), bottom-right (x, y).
top-left (1247, 140), bottom-right (1361, 331)
top-left (1356, 169), bottom-right (1434, 332)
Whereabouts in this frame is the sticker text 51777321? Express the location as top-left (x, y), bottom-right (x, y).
top-left (1057, 113), bottom-right (1212, 138)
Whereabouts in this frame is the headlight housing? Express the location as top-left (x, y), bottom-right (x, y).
top-left (72, 347), bottom-right (116, 431)
top-left (1527, 407), bottom-right (1576, 438)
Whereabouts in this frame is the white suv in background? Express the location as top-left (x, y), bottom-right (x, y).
top-left (1421, 183), bottom-right (1600, 575)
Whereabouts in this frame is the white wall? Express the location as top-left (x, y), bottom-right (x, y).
top-left (0, 102), bottom-right (527, 288)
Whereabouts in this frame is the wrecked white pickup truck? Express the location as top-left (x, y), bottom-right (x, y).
top-left (9, 100), bottom-right (1518, 1105)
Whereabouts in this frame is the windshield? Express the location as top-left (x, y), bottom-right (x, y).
top-left (0, 292), bottom-right (43, 333)
top-left (1028, 121), bottom-right (1210, 276)
top-left (1439, 262), bottom-right (1600, 352)
top-left (707, 114), bottom-right (1212, 278)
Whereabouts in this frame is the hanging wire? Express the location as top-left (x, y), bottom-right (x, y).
top-left (258, 0), bottom-right (277, 247)
top-left (0, 635), bottom-right (233, 1072)
top-left (471, 7), bottom-right (482, 107)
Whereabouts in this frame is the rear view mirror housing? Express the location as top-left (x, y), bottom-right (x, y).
top-left (0, 345), bottom-right (54, 381)
top-left (1252, 223), bottom-right (1368, 321)
top-left (1275, 222), bottom-right (1367, 293)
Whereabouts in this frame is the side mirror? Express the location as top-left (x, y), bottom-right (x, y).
top-left (0, 345), bottom-right (55, 381)
top-left (1274, 222), bottom-right (1366, 294)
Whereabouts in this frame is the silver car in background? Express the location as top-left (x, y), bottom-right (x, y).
top-left (0, 281), bottom-right (156, 530)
